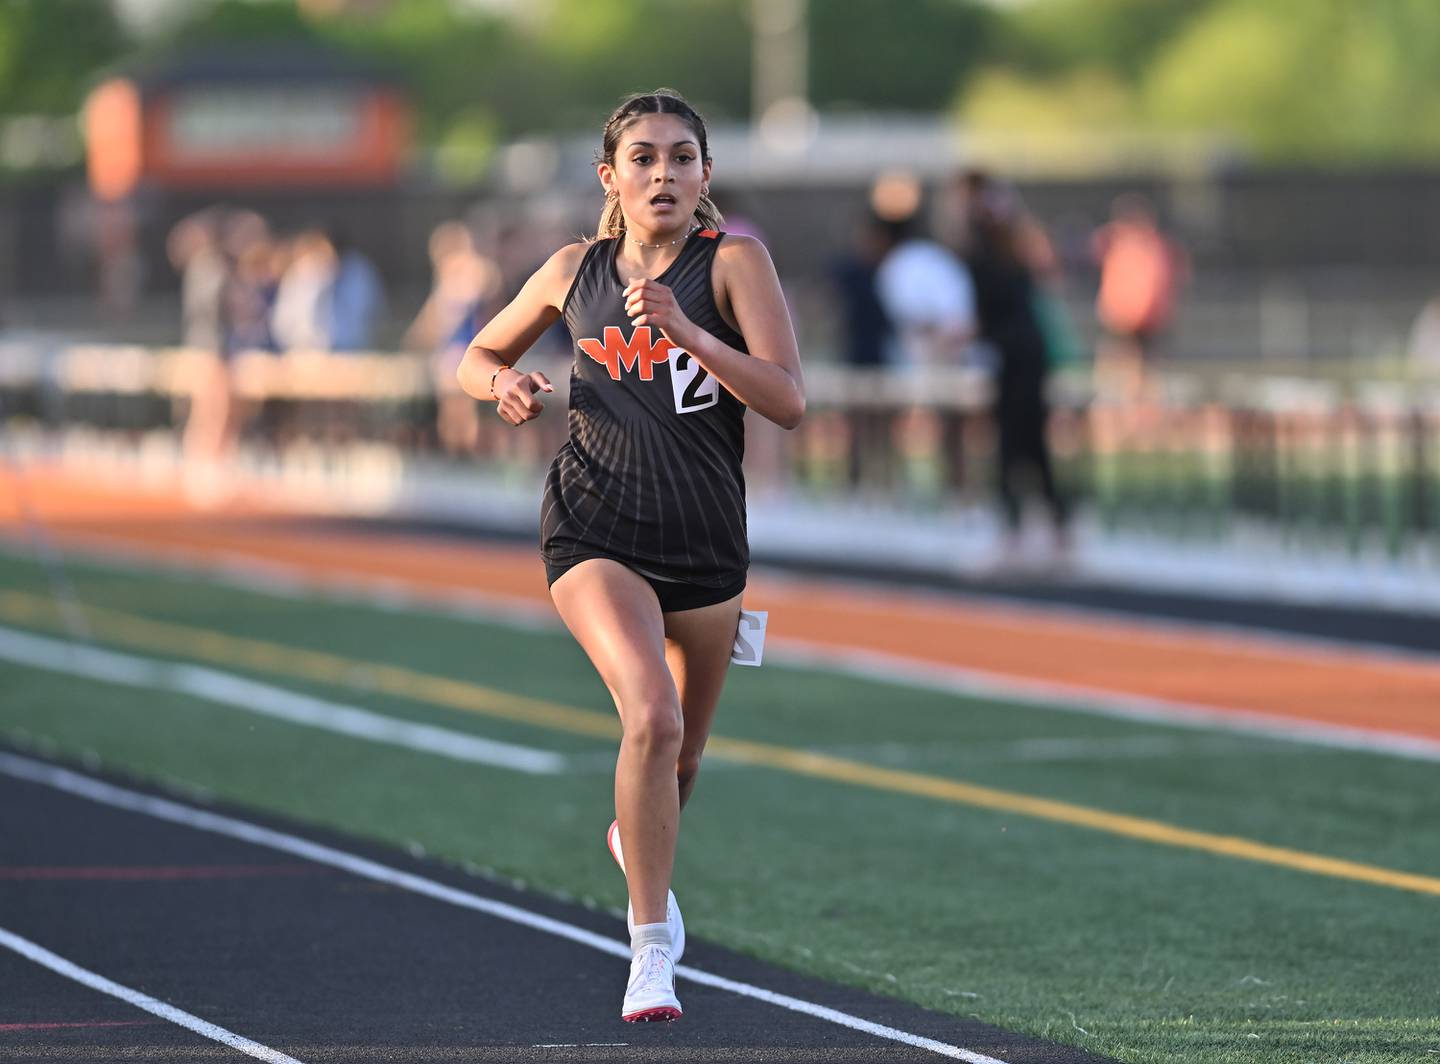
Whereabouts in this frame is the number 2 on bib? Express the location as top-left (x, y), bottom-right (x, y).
top-left (669, 348), bottom-right (719, 414)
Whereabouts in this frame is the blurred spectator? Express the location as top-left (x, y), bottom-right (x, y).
top-left (328, 227), bottom-right (385, 351)
top-left (829, 211), bottom-right (895, 486)
top-left (1407, 292), bottom-right (1440, 369)
top-left (870, 197), bottom-right (976, 499)
top-left (874, 211), bottom-right (976, 370)
top-left (96, 200), bottom-right (144, 315)
top-left (220, 211), bottom-right (279, 357)
top-left (1091, 193), bottom-right (1188, 401)
top-left (169, 208), bottom-right (273, 502)
top-left (830, 212), bottom-right (893, 370)
top-left (166, 209), bottom-right (227, 352)
top-left (271, 228), bottom-right (336, 352)
top-left (404, 221), bottom-right (482, 352)
top-left (405, 220), bottom-right (502, 453)
top-left (958, 170), bottom-right (1070, 568)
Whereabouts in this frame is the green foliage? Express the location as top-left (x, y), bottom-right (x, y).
top-left (0, 0), bottom-right (127, 113)
top-left (1142, 0), bottom-right (1440, 161)
top-left (317, 0), bottom-right (512, 146)
top-left (508, 0), bottom-right (752, 131)
top-left (964, 0), bottom-right (1440, 162)
top-left (1002, 0), bottom-right (1217, 82)
top-left (809, 0), bottom-right (996, 112)
top-left (166, 0), bottom-right (317, 46)
top-left (962, 65), bottom-right (1135, 133)
top-left (7, 0), bottom-right (1439, 167)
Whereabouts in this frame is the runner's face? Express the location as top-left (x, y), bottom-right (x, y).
top-left (603, 114), bottom-right (710, 235)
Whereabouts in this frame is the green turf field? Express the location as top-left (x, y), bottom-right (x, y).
top-left (1, 546), bottom-right (1436, 1064)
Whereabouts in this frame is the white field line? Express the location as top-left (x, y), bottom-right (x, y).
top-left (4, 534), bottom-right (1438, 762)
top-left (0, 626), bottom-right (565, 775)
top-left (11, 529), bottom-right (1440, 667)
top-left (0, 533), bottom-right (560, 631)
top-left (813, 733), bottom-right (1306, 767)
top-left (749, 562), bottom-right (1440, 671)
top-left (770, 637), bottom-right (1440, 764)
top-left (0, 752), bottom-right (1008, 1064)
top-left (0, 925), bottom-right (305, 1064)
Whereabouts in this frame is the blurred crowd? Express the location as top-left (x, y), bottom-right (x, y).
top-left (165, 205), bottom-right (577, 483)
top-left (827, 168), bottom-right (1188, 567)
top-left (165, 182), bottom-right (1193, 566)
top-left (167, 210), bottom-right (386, 359)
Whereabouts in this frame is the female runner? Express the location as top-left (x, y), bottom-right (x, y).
top-left (456, 89), bottom-right (804, 1022)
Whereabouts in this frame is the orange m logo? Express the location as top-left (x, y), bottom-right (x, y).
top-left (578, 326), bottom-right (675, 381)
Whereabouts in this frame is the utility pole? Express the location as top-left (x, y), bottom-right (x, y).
top-left (751, 0), bottom-right (814, 152)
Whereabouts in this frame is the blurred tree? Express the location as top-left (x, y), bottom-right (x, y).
top-left (0, 0), bottom-right (129, 113)
top-left (34, 0), bottom-right (1435, 170)
top-left (962, 0), bottom-right (1440, 162)
top-left (158, 0), bottom-right (324, 47)
top-left (962, 66), bottom-right (1134, 136)
top-left (317, 0), bottom-right (511, 146)
top-left (809, 0), bottom-right (995, 112)
top-left (1143, 0), bottom-right (1440, 161)
top-left (531, 0), bottom-right (750, 129)
top-left (998, 0), bottom-right (1216, 83)
top-left (155, 0), bottom-right (994, 151)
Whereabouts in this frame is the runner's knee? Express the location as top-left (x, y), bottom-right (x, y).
top-left (622, 700), bottom-right (684, 758)
top-left (676, 752), bottom-right (702, 791)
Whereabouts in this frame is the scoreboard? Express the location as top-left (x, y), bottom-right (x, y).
top-left (85, 49), bottom-right (412, 201)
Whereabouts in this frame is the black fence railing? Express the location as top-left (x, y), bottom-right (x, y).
top-left (3, 344), bottom-right (1438, 559)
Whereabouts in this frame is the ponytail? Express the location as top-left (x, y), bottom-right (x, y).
top-left (694, 191), bottom-right (725, 233)
top-left (597, 194), bottom-right (626, 240)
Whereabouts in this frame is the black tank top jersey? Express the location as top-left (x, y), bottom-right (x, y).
top-left (541, 230), bottom-right (750, 588)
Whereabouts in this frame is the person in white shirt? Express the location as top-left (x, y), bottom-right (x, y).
top-left (874, 215), bottom-right (976, 370)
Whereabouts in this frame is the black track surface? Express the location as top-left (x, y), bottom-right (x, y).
top-left (0, 750), bottom-right (1112, 1063)
top-left (314, 515), bottom-right (1440, 655)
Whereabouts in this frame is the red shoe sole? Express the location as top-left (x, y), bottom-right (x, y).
top-left (622, 1006), bottom-right (682, 1023)
top-left (606, 820), bottom-right (625, 873)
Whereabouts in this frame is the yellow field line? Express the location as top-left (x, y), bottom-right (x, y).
top-left (3, 589), bottom-right (1438, 899)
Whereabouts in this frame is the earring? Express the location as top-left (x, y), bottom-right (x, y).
top-left (605, 188), bottom-right (618, 200)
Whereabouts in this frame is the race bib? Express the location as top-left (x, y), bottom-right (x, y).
top-left (731, 609), bottom-right (768, 667)
top-left (669, 348), bottom-right (718, 414)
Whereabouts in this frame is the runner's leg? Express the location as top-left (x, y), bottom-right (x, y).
top-left (550, 558), bottom-right (678, 927)
top-left (663, 592), bottom-right (744, 809)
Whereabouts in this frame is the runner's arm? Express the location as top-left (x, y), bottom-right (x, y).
top-left (456, 243), bottom-right (586, 402)
top-left (680, 235), bottom-right (806, 429)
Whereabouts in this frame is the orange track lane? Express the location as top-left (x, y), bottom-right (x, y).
top-left (4, 466), bottom-right (1439, 741)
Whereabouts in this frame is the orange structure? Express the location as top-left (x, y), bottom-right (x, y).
top-left (84, 46), bottom-right (412, 201)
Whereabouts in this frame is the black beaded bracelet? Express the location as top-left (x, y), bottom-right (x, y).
top-left (489, 364), bottom-right (512, 397)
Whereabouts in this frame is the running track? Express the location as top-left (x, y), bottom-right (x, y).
top-left (3, 465), bottom-right (1438, 1061)
top-left (4, 467), bottom-right (1439, 744)
top-left (0, 752), bottom-right (1108, 1063)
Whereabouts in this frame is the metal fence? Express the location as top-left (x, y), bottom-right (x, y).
top-left (3, 343), bottom-right (1438, 560)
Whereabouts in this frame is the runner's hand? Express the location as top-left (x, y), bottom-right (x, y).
top-left (624, 277), bottom-right (696, 349)
top-left (495, 368), bottom-right (553, 426)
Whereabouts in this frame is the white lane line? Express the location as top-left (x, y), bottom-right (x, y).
top-left (769, 637), bottom-right (1440, 764)
top-left (6, 535), bottom-right (1434, 764)
top-left (0, 925), bottom-right (305, 1064)
top-left (0, 626), bottom-right (565, 775)
top-left (806, 733), bottom-right (1304, 767)
top-left (0, 752), bottom-right (1009, 1064)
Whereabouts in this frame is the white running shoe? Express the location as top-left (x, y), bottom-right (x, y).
top-left (621, 944), bottom-right (682, 1023)
top-left (607, 820), bottom-right (685, 963)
